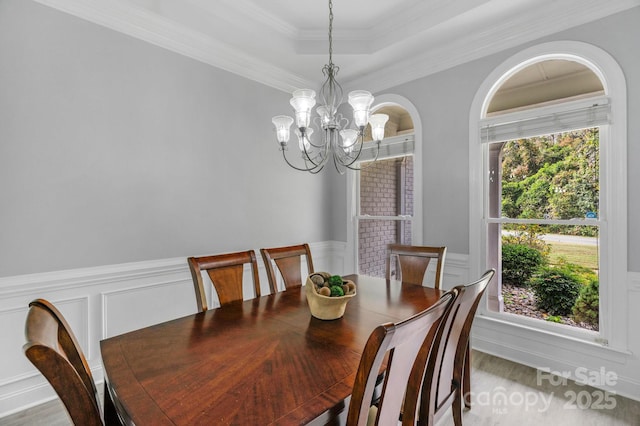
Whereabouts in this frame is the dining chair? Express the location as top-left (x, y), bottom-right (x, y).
top-left (345, 291), bottom-right (455, 426)
top-left (406, 269), bottom-right (495, 426)
top-left (260, 243), bottom-right (314, 293)
top-left (188, 250), bottom-right (261, 312)
top-left (386, 244), bottom-right (447, 289)
top-left (23, 299), bottom-right (120, 426)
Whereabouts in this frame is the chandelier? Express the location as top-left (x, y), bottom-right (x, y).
top-left (271, 0), bottom-right (388, 174)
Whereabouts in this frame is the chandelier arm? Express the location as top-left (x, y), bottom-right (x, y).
top-left (332, 150), bottom-right (347, 175)
top-left (292, 130), bottom-right (332, 171)
top-left (307, 119), bottom-right (326, 149)
top-left (301, 142), bottom-right (323, 167)
top-left (333, 145), bottom-right (357, 165)
top-left (302, 149), bottom-right (326, 173)
top-left (301, 128), bottom-right (332, 167)
top-left (307, 157), bottom-right (326, 174)
top-left (343, 141), bottom-right (382, 171)
top-left (307, 140), bottom-right (326, 149)
top-left (281, 149), bottom-right (324, 173)
top-left (306, 127), bottom-right (328, 149)
top-left (337, 115), bottom-right (349, 129)
top-left (335, 132), bottom-right (367, 167)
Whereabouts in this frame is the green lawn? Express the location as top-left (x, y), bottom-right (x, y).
top-left (548, 242), bottom-right (598, 270)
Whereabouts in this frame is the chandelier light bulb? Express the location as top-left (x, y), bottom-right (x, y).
top-left (316, 105), bottom-right (331, 126)
top-left (339, 129), bottom-right (358, 153)
top-left (369, 113), bottom-right (389, 142)
top-left (348, 90), bottom-right (374, 129)
top-left (296, 127), bottom-right (313, 152)
top-left (272, 115), bottom-right (294, 144)
top-left (290, 89), bottom-right (316, 129)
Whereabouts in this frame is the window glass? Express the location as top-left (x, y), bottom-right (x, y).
top-left (358, 156), bottom-right (413, 277)
top-left (497, 129), bottom-right (599, 221)
top-left (488, 128), bottom-right (600, 331)
top-left (358, 218), bottom-right (412, 278)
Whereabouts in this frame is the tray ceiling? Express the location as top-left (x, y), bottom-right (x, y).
top-left (34, 0), bottom-right (640, 93)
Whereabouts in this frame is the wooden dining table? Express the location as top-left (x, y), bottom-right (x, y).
top-left (100, 274), bottom-right (443, 425)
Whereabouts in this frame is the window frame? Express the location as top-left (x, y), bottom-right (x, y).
top-left (485, 127), bottom-right (605, 339)
top-left (469, 41), bottom-right (628, 351)
top-left (355, 152), bottom-right (414, 277)
top-left (346, 95), bottom-right (423, 274)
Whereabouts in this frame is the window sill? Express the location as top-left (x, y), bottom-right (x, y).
top-left (474, 312), bottom-right (632, 363)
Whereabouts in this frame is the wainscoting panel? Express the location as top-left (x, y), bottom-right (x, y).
top-left (0, 305), bottom-right (42, 388)
top-left (0, 256), bottom-right (193, 417)
top-left (0, 241), bottom-right (349, 417)
top-left (102, 279), bottom-right (194, 338)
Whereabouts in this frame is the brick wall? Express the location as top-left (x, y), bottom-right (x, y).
top-left (358, 156), bottom-right (414, 277)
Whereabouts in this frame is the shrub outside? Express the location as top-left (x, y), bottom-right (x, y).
top-left (572, 279), bottom-right (599, 327)
top-left (529, 266), bottom-right (581, 316)
top-left (502, 243), bottom-right (546, 287)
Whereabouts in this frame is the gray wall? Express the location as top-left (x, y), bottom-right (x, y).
top-left (2, 1), bottom-right (638, 277)
top-left (0, 1), bottom-right (331, 277)
top-left (330, 7), bottom-right (640, 271)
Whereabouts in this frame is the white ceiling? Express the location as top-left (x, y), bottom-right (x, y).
top-left (34, 0), bottom-right (640, 94)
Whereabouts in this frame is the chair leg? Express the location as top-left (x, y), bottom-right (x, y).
top-left (452, 390), bottom-right (464, 426)
top-left (463, 342), bottom-right (471, 409)
top-left (103, 382), bottom-right (121, 426)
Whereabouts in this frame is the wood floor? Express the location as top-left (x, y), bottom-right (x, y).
top-left (3, 351), bottom-right (639, 425)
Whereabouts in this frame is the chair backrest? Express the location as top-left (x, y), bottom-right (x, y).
top-left (386, 244), bottom-right (447, 289)
top-left (260, 243), bottom-right (314, 293)
top-left (23, 299), bottom-right (103, 426)
top-left (188, 250), bottom-right (261, 312)
top-left (409, 269), bottom-right (495, 426)
top-left (346, 292), bottom-right (455, 426)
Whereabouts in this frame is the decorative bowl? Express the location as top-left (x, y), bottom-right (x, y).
top-left (305, 272), bottom-right (356, 320)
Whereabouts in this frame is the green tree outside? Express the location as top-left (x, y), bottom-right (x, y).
top-left (501, 128), bottom-right (599, 236)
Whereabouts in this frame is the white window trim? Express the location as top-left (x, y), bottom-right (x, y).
top-left (469, 41), bottom-right (628, 352)
top-left (346, 94), bottom-right (423, 274)
top-left (479, 95), bottom-right (610, 143)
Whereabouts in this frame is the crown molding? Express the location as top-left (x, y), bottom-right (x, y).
top-left (33, 0), bottom-right (312, 92)
top-left (345, 0), bottom-right (640, 92)
top-left (187, 0), bottom-right (299, 39)
top-left (33, 0), bottom-right (640, 94)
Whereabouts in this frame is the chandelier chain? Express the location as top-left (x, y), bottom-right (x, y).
top-left (328, 0), bottom-right (334, 66)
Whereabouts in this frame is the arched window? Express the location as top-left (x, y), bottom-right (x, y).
top-left (345, 95), bottom-right (423, 277)
top-left (469, 42), bottom-right (627, 349)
